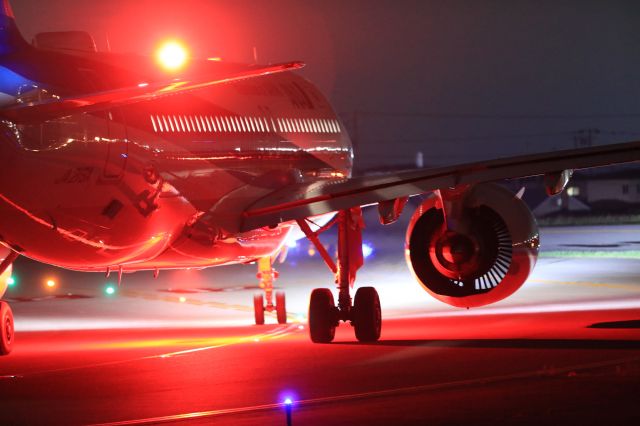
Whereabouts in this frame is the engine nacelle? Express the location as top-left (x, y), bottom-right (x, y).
top-left (405, 183), bottom-right (539, 308)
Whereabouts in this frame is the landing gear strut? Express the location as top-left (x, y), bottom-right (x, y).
top-left (253, 257), bottom-right (287, 325)
top-left (299, 207), bottom-right (381, 343)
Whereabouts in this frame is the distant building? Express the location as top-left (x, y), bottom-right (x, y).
top-left (503, 164), bottom-right (640, 217)
top-left (533, 194), bottom-right (590, 216)
top-left (529, 165), bottom-right (640, 216)
top-left (566, 167), bottom-right (640, 207)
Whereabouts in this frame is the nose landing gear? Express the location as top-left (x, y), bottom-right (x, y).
top-left (253, 257), bottom-right (287, 325)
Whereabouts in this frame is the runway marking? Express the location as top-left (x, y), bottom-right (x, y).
top-left (89, 355), bottom-right (640, 426)
top-left (154, 325), bottom-right (296, 358)
top-left (0, 375), bottom-right (21, 380)
top-left (541, 250), bottom-right (640, 259)
top-left (3, 325), bottom-right (300, 378)
top-left (542, 228), bottom-right (640, 235)
top-left (84, 325), bottom-right (295, 355)
top-left (530, 278), bottom-right (640, 292)
top-left (394, 297), bottom-right (640, 320)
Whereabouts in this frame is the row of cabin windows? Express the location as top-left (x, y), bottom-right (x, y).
top-left (150, 115), bottom-right (341, 135)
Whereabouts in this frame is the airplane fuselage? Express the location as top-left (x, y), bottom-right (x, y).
top-left (0, 48), bottom-right (352, 272)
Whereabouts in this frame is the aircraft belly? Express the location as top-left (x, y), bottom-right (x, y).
top-left (116, 224), bottom-right (292, 271)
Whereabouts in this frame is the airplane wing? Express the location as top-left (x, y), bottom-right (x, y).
top-left (0, 61), bottom-right (304, 123)
top-left (239, 140), bottom-right (640, 232)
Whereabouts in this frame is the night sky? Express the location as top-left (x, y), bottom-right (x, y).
top-left (12, 0), bottom-right (640, 169)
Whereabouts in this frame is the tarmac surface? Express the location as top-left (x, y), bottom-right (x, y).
top-left (1, 221), bottom-right (640, 425)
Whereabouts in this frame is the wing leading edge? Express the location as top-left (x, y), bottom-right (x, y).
top-left (0, 61), bottom-right (305, 123)
top-left (240, 140), bottom-right (640, 232)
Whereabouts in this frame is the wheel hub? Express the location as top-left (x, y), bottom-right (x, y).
top-left (4, 317), bottom-right (11, 343)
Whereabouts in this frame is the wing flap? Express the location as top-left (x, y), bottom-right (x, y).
top-left (1, 61), bottom-right (304, 123)
top-left (240, 140), bottom-right (640, 231)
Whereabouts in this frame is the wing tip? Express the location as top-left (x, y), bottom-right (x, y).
top-left (2, 0), bottom-right (14, 19)
top-left (275, 61), bottom-right (306, 71)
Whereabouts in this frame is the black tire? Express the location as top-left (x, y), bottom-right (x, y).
top-left (253, 293), bottom-right (265, 325)
top-left (353, 287), bottom-right (382, 342)
top-left (276, 291), bottom-right (287, 324)
top-left (309, 288), bottom-right (336, 343)
top-left (0, 301), bottom-right (14, 355)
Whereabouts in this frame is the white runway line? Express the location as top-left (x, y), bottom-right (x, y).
top-left (394, 298), bottom-right (640, 320)
top-left (89, 355), bottom-right (640, 426)
top-left (3, 325), bottom-right (299, 378)
top-left (155, 325), bottom-right (298, 358)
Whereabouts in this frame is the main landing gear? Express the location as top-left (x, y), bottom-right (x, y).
top-left (0, 250), bottom-right (18, 356)
top-left (298, 207), bottom-right (382, 343)
top-left (0, 301), bottom-right (13, 355)
top-left (253, 257), bottom-right (287, 325)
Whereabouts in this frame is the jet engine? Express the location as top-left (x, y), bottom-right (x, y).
top-left (405, 183), bottom-right (539, 308)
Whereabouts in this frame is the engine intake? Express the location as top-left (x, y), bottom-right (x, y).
top-left (405, 183), bottom-right (539, 308)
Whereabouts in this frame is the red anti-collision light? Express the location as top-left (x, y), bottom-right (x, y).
top-left (156, 40), bottom-right (189, 71)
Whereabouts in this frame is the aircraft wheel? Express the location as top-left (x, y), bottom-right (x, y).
top-left (309, 288), bottom-right (336, 343)
top-left (253, 293), bottom-right (265, 325)
top-left (0, 301), bottom-right (14, 355)
top-left (276, 291), bottom-right (287, 324)
top-left (353, 287), bottom-right (381, 342)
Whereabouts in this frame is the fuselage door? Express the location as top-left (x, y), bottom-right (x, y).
top-left (103, 108), bottom-right (128, 179)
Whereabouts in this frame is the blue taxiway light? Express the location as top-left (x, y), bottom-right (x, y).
top-left (362, 242), bottom-right (374, 259)
top-left (283, 397), bottom-right (293, 426)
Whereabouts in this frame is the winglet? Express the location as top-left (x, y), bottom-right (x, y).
top-left (2, 0), bottom-right (14, 18)
top-left (0, 0), bottom-right (29, 55)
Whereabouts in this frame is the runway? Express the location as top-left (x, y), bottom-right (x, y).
top-left (1, 223), bottom-right (640, 425)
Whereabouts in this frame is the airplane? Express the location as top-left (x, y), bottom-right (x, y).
top-left (1, 0), bottom-right (640, 355)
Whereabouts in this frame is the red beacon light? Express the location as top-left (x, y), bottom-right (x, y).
top-left (156, 40), bottom-right (189, 71)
